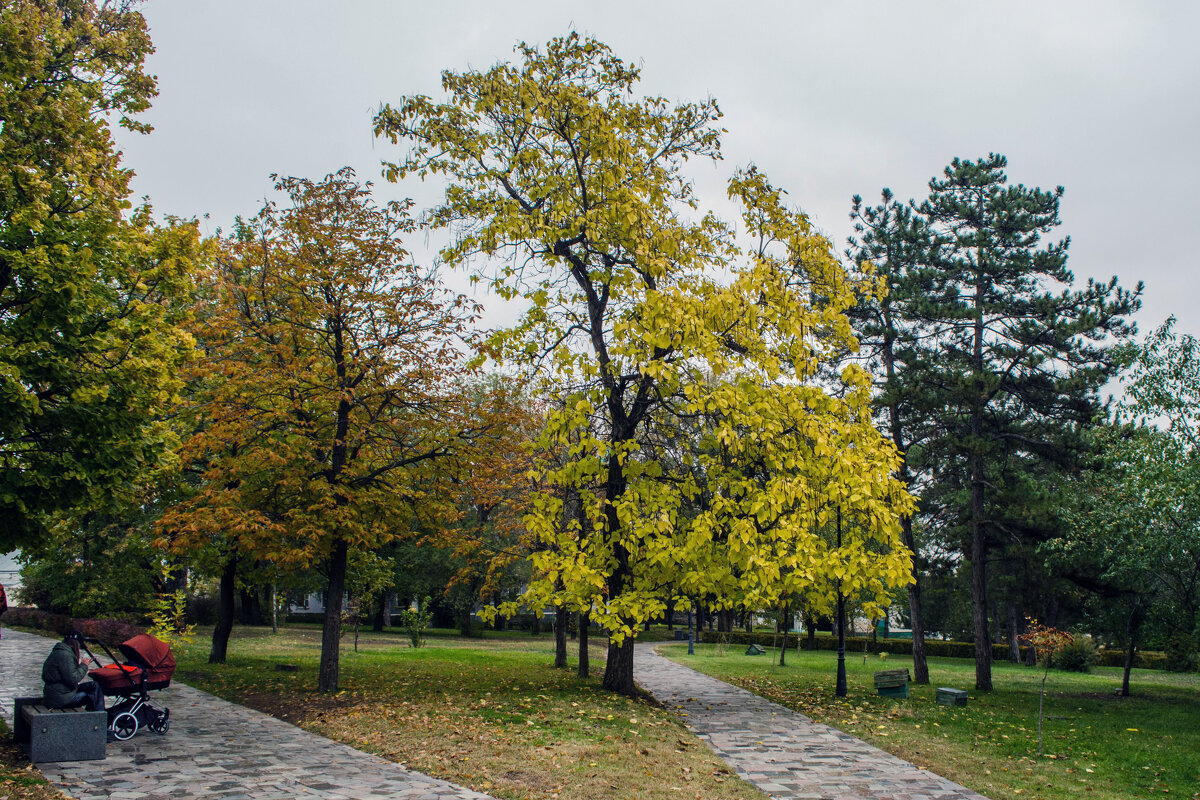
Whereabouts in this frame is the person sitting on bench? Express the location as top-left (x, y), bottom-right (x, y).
top-left (42, 630), bottom-right (104, 711)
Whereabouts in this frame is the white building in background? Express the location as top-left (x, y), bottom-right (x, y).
top-left (0, 552), bottom-right (21, 599)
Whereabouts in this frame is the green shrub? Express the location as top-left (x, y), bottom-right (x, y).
top-left (1163, 634), bottom-right (1199, 673)
top-left (1052, 635), bottom-right (1098, 672)
top-left (399, 596), bottom-right (433, 648)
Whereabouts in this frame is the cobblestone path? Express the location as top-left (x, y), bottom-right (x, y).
top-left (1, 629), bottom-right (495, 800)
top-left (634, 642), bottom-right (992, 800)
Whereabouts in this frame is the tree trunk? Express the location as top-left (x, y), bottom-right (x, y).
top-left (881, 296), bottom-right (929, 685)
top-left (903, 532), bottom-right (929, 682)
top-left (492, 593), bottom-right (504, 630)
top-left (1121, 605), bottom-right (1143, 697)
top-left (968, 234), bottom-right (993, 692)
top-left (318, 537), bottom-right (349, 692)
top-left (373, 596), bottom-right (387, 633)
top-left (599, 459), bottom-right (636, 694)
top-left (602, 637), bottom-right (636, 695)
top-left (778, 603), bottom-right (789, 667)
top-left (1008, 604), bottom-right (1020, 663)
top-left (970, 452), bottom-right (993, 691)
top-left (665, 596), bottom-right (675, 630)
top-left (836, 590), bottom-right (847, 697)
top-left (554, 606), bottom-right (569, 668)
top-left (209, 554), bottom-right (237, 664)
top-left (578, 611), bottom-right (590, 679)
top-left (239, 586), bottom-right (263, 626)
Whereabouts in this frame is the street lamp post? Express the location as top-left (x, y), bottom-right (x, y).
top-left (836, 507), bottom-right (848, 698)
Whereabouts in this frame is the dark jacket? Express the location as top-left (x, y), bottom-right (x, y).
top-left (42, 641), bottom-right (89, 707)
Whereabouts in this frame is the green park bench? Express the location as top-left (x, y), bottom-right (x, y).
top-left (873, 668), bottom-right (911, 698)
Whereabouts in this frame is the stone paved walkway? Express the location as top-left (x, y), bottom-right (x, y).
top-left (634, 642), bottom-right (992, 800)
top-left (1, 629), bottom-right (495, 800)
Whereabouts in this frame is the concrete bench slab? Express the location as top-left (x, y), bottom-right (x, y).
top-left (14, 697), bottom-right (106, 762)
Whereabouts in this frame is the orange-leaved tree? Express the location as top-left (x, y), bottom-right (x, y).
top-left (160, 169), bottom-right (478, 690)
top-left (433, 376), bottom-right (542, 634)
top-left (1020, 622), bottom-right (1074, 756)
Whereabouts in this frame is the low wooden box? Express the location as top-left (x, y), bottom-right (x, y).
top-left (936, 687), bottom-right (968, 706)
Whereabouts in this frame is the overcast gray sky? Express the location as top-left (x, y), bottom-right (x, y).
top-left (116, 0), bottom-right (1200, 339)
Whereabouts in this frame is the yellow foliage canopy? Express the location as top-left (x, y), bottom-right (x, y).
top-left (376, 35), bottom-right (913, 652)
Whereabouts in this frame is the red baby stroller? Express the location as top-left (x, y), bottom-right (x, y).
top-left (84, 634), bottom-right (174, 740)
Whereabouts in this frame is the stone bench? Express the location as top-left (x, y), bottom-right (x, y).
top-left (13, 697), bottom-right (106, 762)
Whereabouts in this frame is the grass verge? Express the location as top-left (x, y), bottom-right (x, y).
top-left (172, 626), bottom-right (767, 800)
top-left (661, 642), bottom-right (1200, 800)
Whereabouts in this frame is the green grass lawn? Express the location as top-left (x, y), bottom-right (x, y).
top-left (169, 626), bottom-right (767, 800)
top-left (660, 642), bottom-right (1200, 800)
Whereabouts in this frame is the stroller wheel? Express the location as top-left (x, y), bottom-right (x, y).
top-left (111, 711), bottom-right (138, 740)
top-left (148, 716), bottom-right (169, 734)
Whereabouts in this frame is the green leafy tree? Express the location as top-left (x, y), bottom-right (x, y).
top-left (17, 511), bottom-right (160, 617)
top-left (0, 0), bottom-right (202, 546)
top-left (375, 35), bottom-right (914, 694)
top-left (345, 549), bottom-right (394, 652)
top-left (1049, 320), bottom-right (1200, 691)
top-left (905, 154), bottom-right (1139, 690)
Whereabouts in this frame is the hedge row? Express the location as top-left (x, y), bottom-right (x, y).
top-left (697, 629), bottom-right (1017, 659)
top-left (695, 629), bottom-right (1179, 671)
top-left (698, 629), bottom-right (1028, 663)
top-left (5, 606), bottom-right (143, 646)
top-left (1096, 649), bottom-right (1170, 670)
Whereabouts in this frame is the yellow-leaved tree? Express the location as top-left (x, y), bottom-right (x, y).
top-left (375, 34), bottom-right (914, 694)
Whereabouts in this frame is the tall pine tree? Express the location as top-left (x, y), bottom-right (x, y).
top-left (915, 154), bottom-right (1140, 690)
top-left (847, 190), bottom-right (941, 684)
